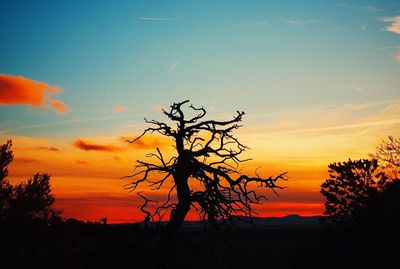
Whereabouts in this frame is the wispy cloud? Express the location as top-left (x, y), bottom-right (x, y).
top-left (281, 17), bottom-right (317, 26)
top-left (74, 139), bottom-right (123, 152)
top-left (381, 16), bottom-right (400, 34)
top-left (139, 17), bottom-right (178, 21)
top-left (338, 3), bottom-right (383, 13)
top-left (361, 24), bottom-right (368, 31)
top-left (5, 114), bottom-right (144, 133)
top-left (113, 105), bottom-right (128, 113)
top-left (76, 160), bottom-right (89, 165)
top-left (337, 85), bottom-right (363, 92)
top-left (152, 104), bottom-right (163, 112)
top-left (239, 99), bottom-right (400, 168)
top-left (169, 62), bottom-right (178, 70)
top-left (120, 135), bottom-right (170, 149)
top-left (396, 52), bottom-right (400, 63)
top-left (14, 157), bottom-right (40, 164)
top-left (0, 74), bottom-right (69, 114)
top-left (260, 117), bottom-right (400, 136)
top-left (233, 20), bottom-right (270, 28)
top-left (378, 45), bottom-right (400, 50)
top-left (74, 135), bottom-right (170, 152)
top-left (36, 146), bottom-right (60, 152)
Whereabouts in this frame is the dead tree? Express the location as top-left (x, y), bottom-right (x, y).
top-left (125, 100), bottom-right (286, 233)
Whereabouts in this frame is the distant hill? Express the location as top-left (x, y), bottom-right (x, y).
top-left (249, 214), bottom-right (320, 226)
top-left (122, 214), bottom-right (321, 227)
top-left (181, 215), bottom-right (321, 227)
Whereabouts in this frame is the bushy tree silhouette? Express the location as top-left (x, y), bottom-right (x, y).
top-left (315, 157), bottom-right (400, 269)
top-left (0, 140), bottom-right (59, 224)
top-left (8, 173), bottom-right (58, 221)
top-left (353, 178), bottom-right (400, 228)
top-left (125, 100), bottom-right (286, 232)
top-left (320, 159), bottom-right (388, 226)
top-left (0, 141), bottom-right (13, 221)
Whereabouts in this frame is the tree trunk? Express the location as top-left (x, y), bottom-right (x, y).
top-left (159, 174), bottom-right (191, 269)
top-left (167, 176), bottom-right (191, 233)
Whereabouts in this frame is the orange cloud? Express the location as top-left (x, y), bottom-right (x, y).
top-left (74, 139), bottom-right (123, 152)
top-left (76, 160), bottom-right (89, 165)
top-left (113, 105), bottom-right (128, 112)
top-left (0, 74), bottom-right (69, 114)
top-left (14, 157), bottom-right (40, 164)
top-left (382, 16), bottom-right (400, 34)
top-left (120, 135), bottom-right (170, 149)
top-left (36, 146), bottom-right (60, 152)
top-left (152, 104), bottom-right (163, 112)
top-left (73, 135), bottom-right (171, 153)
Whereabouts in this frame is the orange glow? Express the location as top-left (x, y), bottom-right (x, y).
top-left (2, 119), bottom-right (392, 224)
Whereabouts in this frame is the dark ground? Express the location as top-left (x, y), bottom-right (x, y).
top-left (0, 219), bottom-right (398, 269)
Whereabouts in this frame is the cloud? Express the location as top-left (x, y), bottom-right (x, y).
top-left (74, 135), bottom-right (169, 152)
top-left (169, 62), bottom-right (178, 70)
top-left (76, 160), bottom-right (89, 165)
top-left (378, 45), bottom-right (400, 50)
top-left (396, 52), bottom-right (400, 63)
top-left (381, 16), bottom-right (400, 34)
top-left (338, 3), bottom-right (383, 13)
top-left (113, 105), bottom-right (128, 113)
top-left (233, 20), bottom-right (270, 28)
top-left (113, 155), bottom-right (128, 163)
top-left (36, 146), bottom-right (60, 152)
top-left (361, 24), bottom-right (367, 31)
top-left (281, 17), bottom-right (317, 26)
top-left (152, 104), bottom-right (163, 112)
top-left (74, 139), bottom-right (123, 152)
top-left (337, 85), bottom-right (363, 92)
top-left (5, 114), bottom-right (144, 133)
top-left (14, 157), bottom-right (40, 164)
top-left (120, 135), bottom-right (170, 149)
top-left (0, 74), bottom-right (69, 114)
top-left (258, 117), bottom-right (400, 136)
top-left (377, 43), bottom-right (400, 63)
top-left (139, 17), bottom-right (177, 21)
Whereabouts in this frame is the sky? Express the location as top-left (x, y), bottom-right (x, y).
top-left (0, 0), bottom-right (399, 223)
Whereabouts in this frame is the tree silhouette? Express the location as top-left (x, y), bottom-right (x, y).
top-left (8, 173), bottom-right (59, 221)
top-left (0, 140), bottom-right (59, 223)
top-left (373, 136), bottom-right (400, 178)
top-left (320, 159), bottom-right (388, 226)
top-left (0, 140), bottom-right (13, 221)
top-left (125, 100), bottom-right (286, 232)
top-left (354, 178), bottom-right (400, 228)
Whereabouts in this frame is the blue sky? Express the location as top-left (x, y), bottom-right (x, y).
top-left (0, 0), bottom-right (399, 138)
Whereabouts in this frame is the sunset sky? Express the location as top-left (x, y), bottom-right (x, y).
top-left (1, 0), bottom-right (399, 223)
